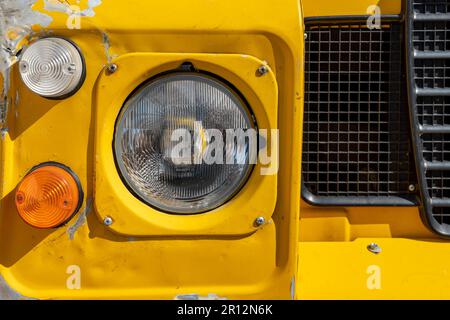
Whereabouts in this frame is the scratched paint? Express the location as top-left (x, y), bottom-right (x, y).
top-left (44, 0), bottom-right (102, 17)
top-left (0, 0), bottom-right (53, 76)
top-left (67, 198), bottom-right (92, 240)
top-left (0, 0), bottom-right (52, 125)
top-left (0, 0), bottom-right (103, 126)
top-left (0, 273), bottom-right (34, 300)
top-left (102, 32), bottom-right (114, 64)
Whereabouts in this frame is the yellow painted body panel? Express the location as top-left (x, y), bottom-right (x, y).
top-left (297, 0), bottom-right (450, 300)
top-left (301, 0), bottom-right (402, 17)
top-left (0, 0), bottom-right (302, 299)
top-left (94, 53), bottom-right (278, 236)
top-left (1, 0), bottom-right (450, 300)
top-left (297, 238), bottom-right (450, 300)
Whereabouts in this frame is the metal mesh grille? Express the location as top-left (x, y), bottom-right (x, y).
top-left (413, 0), bottom-right (450, 15)
top-left (408, 0), bottom-right (450, 230)
top-left (302, 21), bottom-right (417, 205)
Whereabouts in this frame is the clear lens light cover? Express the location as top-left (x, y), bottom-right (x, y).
top-left (19, 37), bottom-right (85, 98)
top-left (115, 73), bottom-right (255, 214)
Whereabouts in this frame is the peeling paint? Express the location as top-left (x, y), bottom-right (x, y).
top-left (0, 273), bottom-right (35, 300)
top-left (0, 127), bottom-right (8, 140)
top-left (102, 31), bottom-right (113, 64)
top-left (0, 1), bottom-right (103, 126)
top-left (290, 277), bottom-right (296, 300)
top-left (67, 197), bottom-right (92, 240)
top-left (44, 0), bottom-right (102, 18)
top-left (0, 95), bottom-right (7, 125)
top-left (0, 0), bottom-right (53, 126)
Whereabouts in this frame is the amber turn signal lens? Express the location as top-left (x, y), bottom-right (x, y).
top-left (15, 164), bottom-right (83, 229)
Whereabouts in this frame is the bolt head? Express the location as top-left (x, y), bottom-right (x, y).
top-left (367, 243), bottom-right (382, 254)
top-left (257, 65), bottom-right (269, 76)
top-left (19, 61), bottom-right (29, 73)
top-left (409, 184), bottom-right (416, 192)
top-left (63, 62), bottom-right (76, 75)
top-left (255, 216), bottom-right (266, 227)
top-left (107, 63), bottom-right (118, 74)
top-left (103, 216), bottom-right (113, 226)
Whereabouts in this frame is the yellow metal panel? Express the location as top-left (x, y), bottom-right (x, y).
top-left (302, 0), bottom-right (402, 17)
top-left (300, 205), bottom-right (437, 242)
top-left (94, 53), bottom-right (278, 236)
top-left (4, 0), bottom-right (438, 300)
top-left (297, 238), bottom-right (450, 300)
top-left (0, 0), bottom-right (303, 299)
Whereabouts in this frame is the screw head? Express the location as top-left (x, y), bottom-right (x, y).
top-left (255, 216), bottom-right (266, 227)
top-left (19, 61), bottom-right (29, 74)
top-left (106, 63), bottom-right (118, 74)
top-left (408, 184), bottom-right (416, 192)
top-left (257, 65), bottom-right (269, 76)
top-left (304, 33), bottom-right (308, 40)
top-left (367, 243), bottom-right (382, 254)
top-left (103, 216), bottom-right (113, 226)
top-left (63, 62), bottom-right (76, 75)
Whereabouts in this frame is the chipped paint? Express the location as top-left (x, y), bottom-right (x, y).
top-left (44, 0), bottom-right (102, 18)
top-left (0, 0), bottom-right (103, 125)
top-left (290, 277), bottom-right (295, 300)
top-left (0, 127), bottom-right (8, 140)
top-left (67, 197), bottom-right (92, 240)
top-left (0, 273), bottom-right (35, 300)
top-left (0, 0), bottom-right (52, 126)
top-left (0, 95), bottom-right (8, 125)
top-left (102, 31), bottom-right (113, 64)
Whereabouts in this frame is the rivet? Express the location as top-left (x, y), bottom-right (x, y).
top-left (255, 216), bottom-right (266, 227)
top-left (257, 65), bottom-right (269, 76)
top-left (106, 63), bottom-right (118, 74)
top-left (367, 243), bottom-right (382, 254)
top-left (103, 216), bottom-right (113, 226)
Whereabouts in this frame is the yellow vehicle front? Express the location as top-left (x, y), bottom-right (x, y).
top-left (0, 0), bottom-right (449, 300)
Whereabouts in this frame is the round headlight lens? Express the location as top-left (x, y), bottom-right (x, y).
top-left (19, 37), bottom-right (85, 99)
top-left (114, 73), bottom-right (255, 214)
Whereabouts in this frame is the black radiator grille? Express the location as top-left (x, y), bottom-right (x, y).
top-left (407, 0), bottom-right (450, 235)
top-left (302, 20), bottom-right (417, 205)
top-left (413, 0), bottom-right (450, 15)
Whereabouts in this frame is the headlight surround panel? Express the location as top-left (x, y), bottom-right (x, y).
top-left (94, 53), bottom-right (278, 237)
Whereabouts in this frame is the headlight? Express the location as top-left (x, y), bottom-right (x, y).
top-left (114, 73), bottom-right (255, 214)
top-left (19, 37), bottom-right (85, 99)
